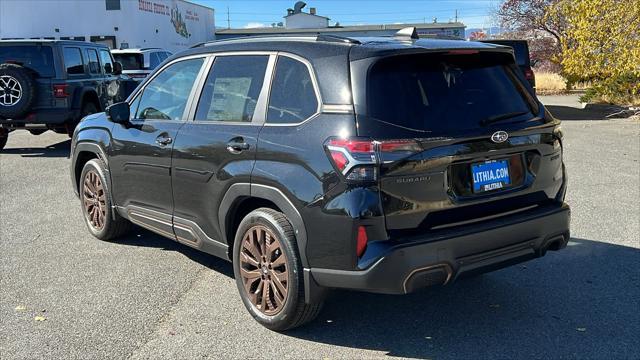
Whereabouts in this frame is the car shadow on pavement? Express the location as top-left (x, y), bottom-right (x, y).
top-left (1, 139), bottom-right (71, 158)
top-left (286, 238), bottom-right (640, 359)
top-left (546, 104), bottom-right (626, 120)
top-left (114, 228), bottom-right (235, 278)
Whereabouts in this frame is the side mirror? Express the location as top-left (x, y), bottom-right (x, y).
top-left (113, 61), bottom-right (123, 76)
top-left (106, 102), bottom-right (130, 124)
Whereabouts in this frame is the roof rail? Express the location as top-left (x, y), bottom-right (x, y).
top-left (419, 34), bottom-right (464, 41)
top-left (394, 27), bottom-right (419, 40)
top-left (316, 34), bottom-right (361, 45)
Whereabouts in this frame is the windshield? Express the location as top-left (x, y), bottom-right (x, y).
top-left (367, 53), bottom-right (535, 136)
top-left (113, 53), bottom-right (144, 70)
top-left (0, 45), bottom-right (55, 77)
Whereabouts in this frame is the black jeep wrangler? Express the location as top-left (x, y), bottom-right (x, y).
top-left (0, 40), bottom-right (130, 149)
top-left (70, 29), bottom-right (570, 331)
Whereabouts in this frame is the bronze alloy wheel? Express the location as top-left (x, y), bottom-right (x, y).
top-left (82, 170), bottom-right (106, 230)
top-left (239, 225), bottom-right (289, 316)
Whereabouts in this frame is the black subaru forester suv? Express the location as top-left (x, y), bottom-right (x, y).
top-left (70, 29), bottom-right (570, 331)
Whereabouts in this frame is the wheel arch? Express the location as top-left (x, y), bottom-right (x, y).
top-left (72, 87), bottom-right (102, 112)
top-left (72, 142), bottom-right (117, 218)
top-left (219, 183), bottom-right (309, 268)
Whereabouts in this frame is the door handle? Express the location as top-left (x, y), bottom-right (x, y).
top-left (226, 138), bottom-right (250, 154)
top-left (156, 135), bottom-right (173, 146)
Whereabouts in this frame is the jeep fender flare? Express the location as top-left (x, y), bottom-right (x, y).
top-left (71, 87), bottom-right (102, 111)
top-left (219, 183), bottom-right (309, 268)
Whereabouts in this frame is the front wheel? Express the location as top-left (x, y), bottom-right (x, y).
top-left (233, 208), bottom-right (323, 331)
top-left (79, 159), bottom-right (131, 240)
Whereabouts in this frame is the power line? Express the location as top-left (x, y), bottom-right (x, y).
top-left (225, 6), bottom-right (489, 16)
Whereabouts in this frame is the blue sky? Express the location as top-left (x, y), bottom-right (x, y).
top-left (193, 0), bottom-right (497, 30)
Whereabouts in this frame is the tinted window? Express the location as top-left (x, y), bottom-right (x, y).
top-left (105, 0), bottom-right (120, 10)
top-left (0, 45), bottom-right (55, 77)
top-left (63, 47), bottom-right (85, 75)
top-left (113, 53), bottom-right (143, 70)
top-left (367, 53), bottom-right (534, 135)
top-left (510, 42), bottom-right (529, 66)
top-left (86, 49), bottom-right (100, 74)
top-left (99, 50), bottom-right (114, 74)
top-left (195, 55), bottom-right (268, 122)
top-left (483, 41), bottom-right (530, 66)
top-left (136, 58), bottom-right (204, 120)
top-left (149, 52), bottom-right (162, 69)
top-left (267, 56), bottom-right (318, 124)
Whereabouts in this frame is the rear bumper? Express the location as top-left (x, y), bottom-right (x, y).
top-left (0, 108), bottom-right (79, 127)
top-left (309, 202), bottom-right (570, 294)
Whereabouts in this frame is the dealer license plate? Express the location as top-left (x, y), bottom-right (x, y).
top-left (471, 160), bottom-right (511, 193)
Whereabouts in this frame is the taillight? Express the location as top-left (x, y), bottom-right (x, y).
top-left (325, 137), bottom-right (422, 181)
top-left (326, 138), bottom-right (377, 181)
top-left (356, 226), bottom-right (368, 257)
top-left (53, 84), bottom-right (69, 98)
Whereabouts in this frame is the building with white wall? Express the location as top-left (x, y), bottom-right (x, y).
top-left (216, 1), bottom-right (465, 40)
top-left (0, 0), bottom-right (215, 52)
top-left (284, 2), bottom-right (329, 29)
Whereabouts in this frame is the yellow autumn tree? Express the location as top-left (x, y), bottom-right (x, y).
top-left (547, 0), bottom-right (640, 104)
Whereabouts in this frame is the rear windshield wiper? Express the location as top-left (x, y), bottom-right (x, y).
top-left (480, 111), bottom-right (529, 126)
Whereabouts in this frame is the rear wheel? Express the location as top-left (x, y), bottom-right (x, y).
top-left (28, 129), bottom-right (46, 136)
top-left (68, 102), bottom-right (99, 137)
top-left (233, 208), bottom-right (323, 331)
top-left (80, 159), bottom-right (132, 240)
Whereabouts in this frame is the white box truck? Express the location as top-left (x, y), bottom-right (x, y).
top-left (0, 0), bottom-right (215, 53)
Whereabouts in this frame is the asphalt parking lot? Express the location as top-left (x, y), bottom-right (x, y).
top-left (1, 112), bottom-right (639, 359)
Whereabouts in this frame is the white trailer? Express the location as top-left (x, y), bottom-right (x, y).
top-left (0, 0), bottom-right (215, 53)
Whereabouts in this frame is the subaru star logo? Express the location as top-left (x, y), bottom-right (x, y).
top-left (491, 131), bottom-right (509, 143)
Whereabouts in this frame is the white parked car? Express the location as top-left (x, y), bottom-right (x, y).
top-left (111, 48), bottom-right (172, 80)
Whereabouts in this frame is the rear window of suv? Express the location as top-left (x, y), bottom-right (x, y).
top-left (0, 45), bottom-right (55, 77)
top-left (113, 53), bottom-right (144, 70)
top-left (367, 52), bottom-right (536, 136)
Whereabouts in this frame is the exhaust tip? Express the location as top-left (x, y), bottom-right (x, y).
top-left (403, 264), bottom-right (453, 293)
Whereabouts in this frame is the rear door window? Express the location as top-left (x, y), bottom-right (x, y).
top-left (0, 45), bottom-right (55, 77)
top-left (267, 56), bottom-right (318, 124)
top-left (113, 53), bottom-right (143, 70)
top-left (86, 49), bottom-right (100, 74)
top-left (63, 47), bottom-right (85, 75)
top-left (367, 53), bottom-right (535, 136)
top-left (195, 55), bottom-right (269, 123)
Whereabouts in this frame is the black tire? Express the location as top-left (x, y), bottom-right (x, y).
top-left (67, 101), bottom-right (98, 137)
top-left (79, 159), bottom-right (132, 240)
top-left (0, 128), bottom-right (8, 150)
top-left (0, 64), bottom-right (37, 118)
top-left (80, 101), bottom-right (98, 119)
top-left (28, 129), bottom-right (47, 136)
top-left (233, 207), bottom-right (323, 331)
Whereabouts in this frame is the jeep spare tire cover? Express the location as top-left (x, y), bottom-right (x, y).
top-left (0, 63), bottom-right (37, 118)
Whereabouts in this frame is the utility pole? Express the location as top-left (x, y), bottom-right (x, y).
top-left (455, 9), bottom-right (458, 23)
top-left (227, 6), bottom-right (230, 29)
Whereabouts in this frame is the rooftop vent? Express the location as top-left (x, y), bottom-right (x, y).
top-left (293, 1), bottom-right (306, 14)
